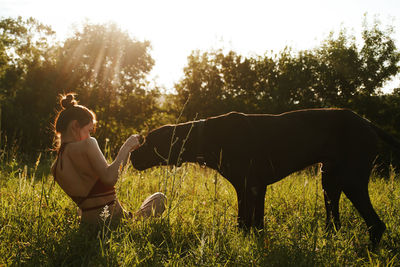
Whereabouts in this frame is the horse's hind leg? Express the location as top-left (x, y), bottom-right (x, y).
top-left (341, 171), bottom-right (386, 247)
top-left (321, 166), bottom-right (342, 232)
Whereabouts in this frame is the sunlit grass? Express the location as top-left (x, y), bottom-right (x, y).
top-left (1, 159), bottom-right (400, 266)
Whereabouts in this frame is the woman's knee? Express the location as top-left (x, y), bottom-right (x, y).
top-left (138, 192), bottom-right (167, 218)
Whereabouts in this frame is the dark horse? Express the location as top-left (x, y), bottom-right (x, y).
top-left (131, 109), bottom-right (400, 247)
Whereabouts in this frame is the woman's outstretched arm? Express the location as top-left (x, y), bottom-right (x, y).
top-left (86, 135), bottom-right (140, 186)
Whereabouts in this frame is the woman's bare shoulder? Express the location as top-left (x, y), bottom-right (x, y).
top-left (85, 137), bottom-right (99, 146)
top-left (80, 137), bottom-right (100, 152)
top-left (67, 137), bottom-right (99, 155)
top-left (85, 137), bottom-right (107, 157)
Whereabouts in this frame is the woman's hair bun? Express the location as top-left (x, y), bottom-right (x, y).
top-left (60, 93), bottom-right (78, 109)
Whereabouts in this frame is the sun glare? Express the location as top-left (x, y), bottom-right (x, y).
top-left (16, 0), bottom-right (400, 91)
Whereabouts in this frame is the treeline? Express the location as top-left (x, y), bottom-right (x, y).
top-left (1, 16), bottom-right (400, 173)
top-left (0, 17), bottom-right (167, 156)
top-left (173, 20), bottom-right (400, 120)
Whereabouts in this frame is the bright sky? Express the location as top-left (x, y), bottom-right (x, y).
top-left (1, 0), bottom-right (400, 93)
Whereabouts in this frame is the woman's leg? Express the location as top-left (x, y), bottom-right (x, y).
top-left (135, 192), bottom-right (167, 219)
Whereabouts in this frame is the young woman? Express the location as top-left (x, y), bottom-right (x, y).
top-left (51, 93), bottom-right (166, 225)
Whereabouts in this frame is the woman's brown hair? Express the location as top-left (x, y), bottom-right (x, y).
top-left (53, 93), bottom-right (97, 151)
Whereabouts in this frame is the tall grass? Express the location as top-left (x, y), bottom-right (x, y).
top-left (1, 153), bottom-right (400, 266)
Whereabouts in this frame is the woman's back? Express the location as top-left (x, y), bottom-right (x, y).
top-left (52, 138), bottom-right (124, 224)
top-left (53, 139), bottom-right (96, 197)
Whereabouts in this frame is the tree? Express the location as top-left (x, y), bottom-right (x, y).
top-left (174, 17), bottom-right (400, 119)
top-left (175, 50), bottom-right (225, 120)
top-left (0, 17), bottom-right (55, 97)
top-left (0, 19), bottom-right (161, 156)
top-left (311, 17), bottom-right (400, 108)
top-left (0, 17), bottom-right (56, 156)
top-left (54, 22), bottom-right (159, 150)
top-left (359, 17), bottom-right (400, 96)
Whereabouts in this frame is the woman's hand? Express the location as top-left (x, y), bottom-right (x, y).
top-left (122, 134), bottom-right (141, 152)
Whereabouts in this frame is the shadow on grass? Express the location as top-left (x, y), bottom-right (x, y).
top-left (45, 223), bottom-right (117, 266)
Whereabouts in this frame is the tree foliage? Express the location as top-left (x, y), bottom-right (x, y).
top-left (174, 17), bottom-right (400, 120)
top-left (54, 22), bottom-right (160, 150)
top-left (0, 18), bottom-right (161, 157)
top-left (0, 17), bottom-right (57, 155)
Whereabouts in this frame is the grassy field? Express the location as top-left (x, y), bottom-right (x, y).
top-left (1, 156), bottom-right (400, 266)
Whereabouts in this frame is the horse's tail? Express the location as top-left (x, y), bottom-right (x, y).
top-left (369, 122), bottom-right (400, 152)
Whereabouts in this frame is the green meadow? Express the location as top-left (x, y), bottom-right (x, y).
top-left (1, 155), bottom-right (400, 266)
